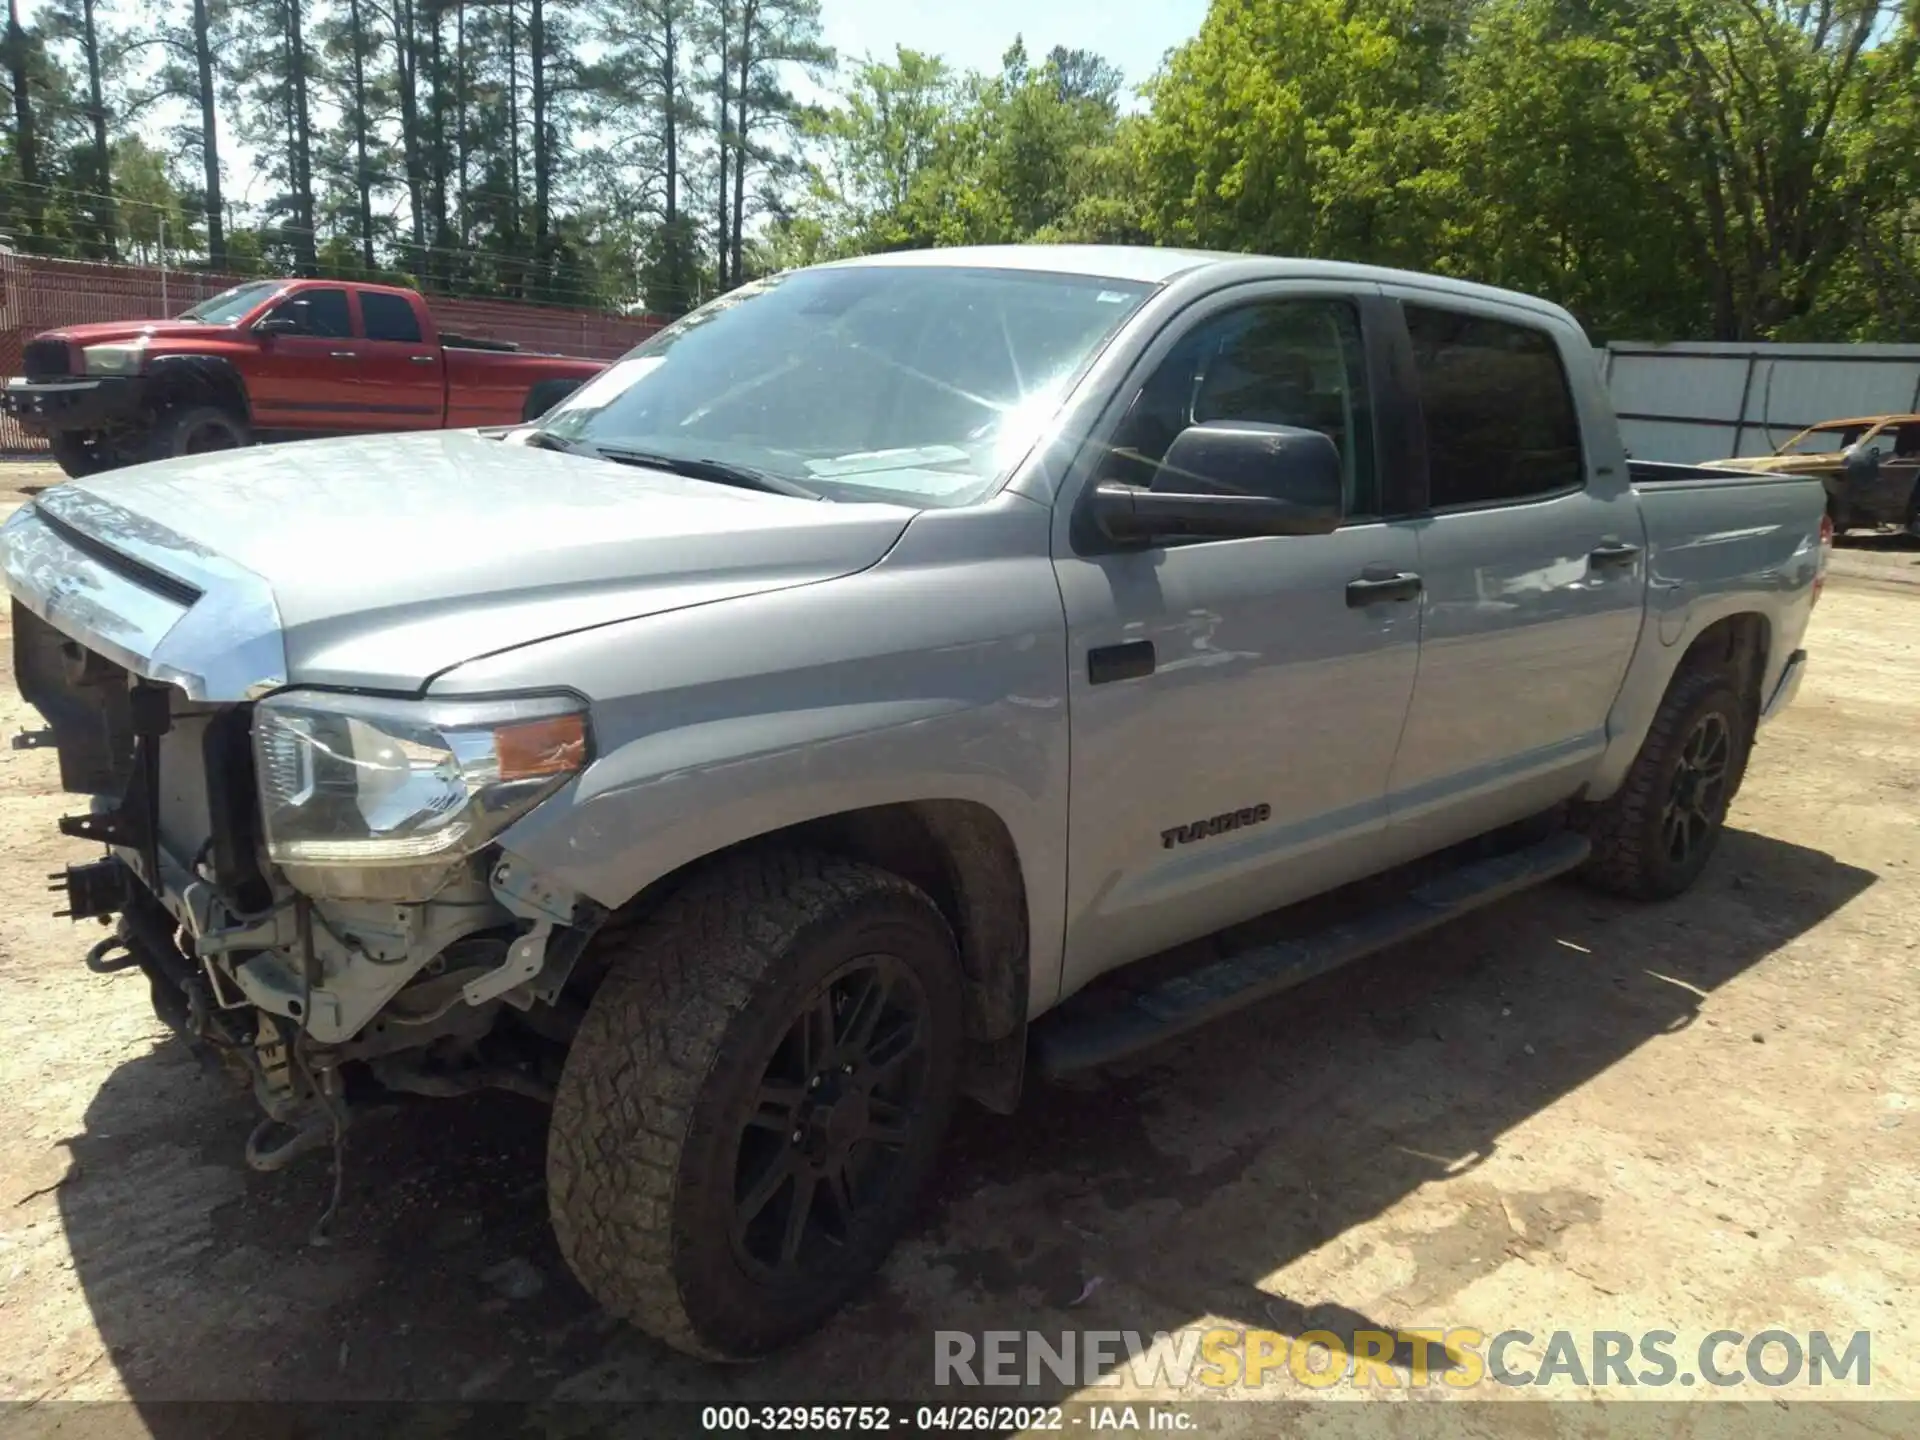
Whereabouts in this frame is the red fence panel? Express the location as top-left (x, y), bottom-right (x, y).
top-left (1, 253), bottom-right (666, 453)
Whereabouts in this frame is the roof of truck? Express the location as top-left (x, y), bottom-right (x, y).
top-left (825, 244), bottom-right (1238, 284)
top-left (825, 244), bottom-right (1573, 322)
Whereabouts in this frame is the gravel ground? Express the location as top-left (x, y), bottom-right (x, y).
top-left (0, 458), bottom-right (1916, 1434)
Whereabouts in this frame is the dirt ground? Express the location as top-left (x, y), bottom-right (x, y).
top-left (1, 458), bottom-right (1917, 1431)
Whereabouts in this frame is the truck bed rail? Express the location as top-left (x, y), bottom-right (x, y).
top-left (440, 332), bottom-right (521, 352)
top-left (1629, 459), bottom-right (1787, 485)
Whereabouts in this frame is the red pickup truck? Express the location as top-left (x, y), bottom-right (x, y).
top-left (3, 278), bottom-right (606, 477)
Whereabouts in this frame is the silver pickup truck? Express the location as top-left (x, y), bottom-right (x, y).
top-left (3, 246), bottom-right (1829, 1361)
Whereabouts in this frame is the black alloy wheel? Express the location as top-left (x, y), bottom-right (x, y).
top-left (1661, 710), bottom-right (1732, 868)
top-left (728, 954), bottom-right (934, 1281)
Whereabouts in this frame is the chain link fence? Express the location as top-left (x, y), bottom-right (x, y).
top-left (1, 253), bottom-right (664, 453)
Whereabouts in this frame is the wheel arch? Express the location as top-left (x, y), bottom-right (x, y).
top-left (144, 354), bottom-right (252, 424)
top-left (1587, 605), bottom-right (1779, 803)
top-left (569, 798), bottom-right (1033, 1113)
top-left (1677, 611), bottom-right (1770, 717)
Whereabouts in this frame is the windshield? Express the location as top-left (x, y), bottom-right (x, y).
top-left (535, 265), bottom-right (1155, 507)
top-left (1780, 424), bottom-right (1871, 456)
top-left (178, 280), bottom-right (284, 324)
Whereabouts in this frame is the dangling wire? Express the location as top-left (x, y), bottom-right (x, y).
top-left (292, 903), bottom-right (348, 1246)
top-left (294, 1033), bottom-right (349, 1247)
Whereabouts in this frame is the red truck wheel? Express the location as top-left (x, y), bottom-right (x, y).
top-left (148, 405), bottom-right (252, 461)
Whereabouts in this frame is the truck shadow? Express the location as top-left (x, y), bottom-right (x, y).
top-left (54, 825), bottom-right (1873, 1421)
top-left (1837, 531), bottom-right (1920, 554)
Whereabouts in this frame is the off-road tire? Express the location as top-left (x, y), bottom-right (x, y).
top-left (1575, 667), bottom-right (1750, 900)
top-left (146, 404), bottom-right (251, 462)
top-left (49, 431), bottom-right (117, 478)
top-left (547, 849), bottom-right (965, 1360)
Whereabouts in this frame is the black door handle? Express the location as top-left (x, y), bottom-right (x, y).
top-left (1345, 570), bottom-right (1422, 607)
top-left (1088, 640), bottom-right (1155, 685)
top-left (1589, 542), bottom-right (1641, 570)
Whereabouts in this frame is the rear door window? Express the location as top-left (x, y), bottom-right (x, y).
top-left (362, 292), bottom-right (424, 344)
top-left (1404, 305), bottom-right (1585, 508)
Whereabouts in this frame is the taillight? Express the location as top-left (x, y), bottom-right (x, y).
top-left (1812, 512), bottom-right (1834, 605)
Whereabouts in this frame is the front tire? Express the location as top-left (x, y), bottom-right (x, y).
top-left (49, 431), bottom-right (118, 478)
top-left (548, 850), bottom-right (964, 1360)
top-left (1576, 668), bottom-right (1750, 900)
top-left (147, 404), bottom-right (251, 462)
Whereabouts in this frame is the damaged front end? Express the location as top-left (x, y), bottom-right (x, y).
top-left (6, 491), bottom-right (607, 1206)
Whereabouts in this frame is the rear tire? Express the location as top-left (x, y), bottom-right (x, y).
top-left (1575, 668), bottom-right (1750, 900)
top-left (147, 404), bottom-right (250, 462)
top-left (548, 850), bottom-right (964, 1360)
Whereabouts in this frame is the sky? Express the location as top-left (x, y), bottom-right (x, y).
top-left (816, 0), bottom-right (1210, 100)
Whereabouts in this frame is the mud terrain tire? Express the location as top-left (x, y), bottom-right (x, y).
top-left (548, 849), bottom-right (964, 1359)
top-left (1576, 668), bottom-right (1750, 900)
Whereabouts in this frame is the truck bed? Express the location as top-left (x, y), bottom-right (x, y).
top-left (1632, 459), bottom-right (1825, 566)
top-left (1629, 459), bottom-right (1793, 486)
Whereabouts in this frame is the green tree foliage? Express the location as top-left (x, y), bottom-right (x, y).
top-left (584, 0), bottom-right (707, 310)
top-left (39, 0), bottom-right (121, 254)
top-left (110, 134), bottom-right (192, 261)
top-left (1131, 0), bottom-right (1919, 340)
top-left (786, 37), bottom-right (1135, 257)
top-left (0, 0), bottom-right (1913, 337)
top-left (135, 0), bottom-right (232, 268)
top-left (2, 0), bottom-right (51, 245)
top-left (226, 0), bottom-right (321, 274)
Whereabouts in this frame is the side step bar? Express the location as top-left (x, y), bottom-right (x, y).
top-left (1031, 829), bottom-right (1592, 1078)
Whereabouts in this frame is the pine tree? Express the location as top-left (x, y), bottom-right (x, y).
top-left (723, 0), bottom-right (828, 281)
top-left (588, 0), bottom-right (705, 310)
top-left (131, 0), bottom-right (230, 266)
top-left (3, 0), bottom-right (44, 244)
top-left (40, 0), bottom-right (117, 254)
top-left (227, 0), bottom-right (319, 274)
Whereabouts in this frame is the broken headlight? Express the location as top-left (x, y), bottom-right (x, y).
top-left (253, 690), bottom-right (589, 871)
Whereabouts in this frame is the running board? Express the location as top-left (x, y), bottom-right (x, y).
top-left (1031, 830), bottom-right (1592, 1078)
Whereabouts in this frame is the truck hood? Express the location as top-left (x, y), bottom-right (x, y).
top-left (7, 431), bottom-right (914, 693)
top-left (39, 319), bottom-right (244, 347)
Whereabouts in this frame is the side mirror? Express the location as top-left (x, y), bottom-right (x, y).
top-left (1091, 422), bottom-right (1344, 543)
top-left (254, 306), bottom-right (306, 336)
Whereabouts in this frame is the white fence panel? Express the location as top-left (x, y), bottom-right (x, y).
top-left (1601, 342), bottom-right (1920, 464)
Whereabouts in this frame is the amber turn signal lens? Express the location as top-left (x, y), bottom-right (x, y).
top-left (495, 713), bottom-right (588, 780)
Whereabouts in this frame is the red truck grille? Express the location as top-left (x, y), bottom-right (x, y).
top-left (23, 340), bottom-right (73, 381)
